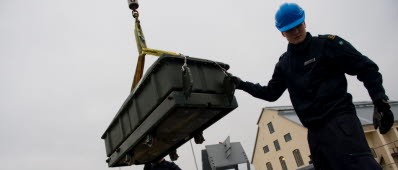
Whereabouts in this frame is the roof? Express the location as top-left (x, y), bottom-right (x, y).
top-left (272, 101), bottom-right (398, 126)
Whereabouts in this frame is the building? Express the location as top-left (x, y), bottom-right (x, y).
top-left (251, 101), bottom-right (398, 170)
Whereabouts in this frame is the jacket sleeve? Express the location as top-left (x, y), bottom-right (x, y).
top-left (237, 60), bottom-right (287, 102)
top-left (327, 35), bottom-right (388, 101)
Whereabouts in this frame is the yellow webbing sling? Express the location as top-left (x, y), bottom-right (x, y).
top-left (131, 10), bottom-right (180, 91)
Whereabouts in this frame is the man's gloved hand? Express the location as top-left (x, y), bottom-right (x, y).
top-left (373, 99), bottom-right (394, 134)
top-left (226, 72), bottom-right (243, 89)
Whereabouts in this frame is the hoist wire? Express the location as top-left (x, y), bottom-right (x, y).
top-left (190, 140), bottom-right (199, 170)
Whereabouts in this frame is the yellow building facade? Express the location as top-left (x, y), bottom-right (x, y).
top-left (251, 101), bottom-right (398, 170)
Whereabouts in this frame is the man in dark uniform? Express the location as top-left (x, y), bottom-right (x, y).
top-left (230, 3), bottom-right (394, 170)
top-left (143, 158), bottom-right (181, 170)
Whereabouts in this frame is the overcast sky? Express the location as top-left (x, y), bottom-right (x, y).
top-left (1, 0), bottom-right (397, 170)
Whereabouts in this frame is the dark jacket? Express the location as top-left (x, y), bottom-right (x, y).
top-left (143, 160), bottom-right (182, 170)
top-left (238, 32), bottom-right (388, 127)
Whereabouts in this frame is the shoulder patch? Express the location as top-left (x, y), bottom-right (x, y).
top-left (319, 34), bottom-right (348, 46)
top-left (318, 34), bottom-right (336, 40)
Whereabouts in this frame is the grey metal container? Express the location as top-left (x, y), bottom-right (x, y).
top-left (101, 54), bottom-right (238, 167)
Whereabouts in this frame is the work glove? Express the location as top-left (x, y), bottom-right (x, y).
top-left (225, 72), bottom-right (243, 89)
top-left (373, 99), bottom-right (394, 134)
top-left (223, 72), bottom-right (242, 103)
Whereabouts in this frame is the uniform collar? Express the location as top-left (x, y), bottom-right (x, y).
top-left (287, 32), bottom-right (312, 53)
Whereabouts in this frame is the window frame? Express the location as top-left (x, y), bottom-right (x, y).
top-left (279, 156), bottom-right (288, 170)
top-left (274, 140), bottom-right (281, 151)
top-left (266, 162), bottom-right (273, 170)
top-left (370, 148), bottom-right (377, 158)
top-left (267, 122), bottom-right (275, 134)
top-left (263, 145), bottom-right (269, 153)
top-left (293, 149), bottom-right (304, 167)
top-left (284, 133), bottom-right (292, 142)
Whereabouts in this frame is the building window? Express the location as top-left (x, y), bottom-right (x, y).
top-left (293, 149), bottom-right (304, 167)
top-left (370, 148), bottom-right (377, 158)
top-left (263, 145), bottom-right (269, 153)
top-left (268, 122), bottom-right (275, 134)
top-left (274, 140), bottom-right (280, 151)
top-left (279, 156), bottom-right (288, 170)
top-left (266, 162), bottom-right (273, 170)
top-left (284, 133), bottom-right (292, 142)
top-left (380, 156), bottom-right (385, 166)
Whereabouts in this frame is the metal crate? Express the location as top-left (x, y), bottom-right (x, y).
top-left (101, 54), bottom-right (238, 167)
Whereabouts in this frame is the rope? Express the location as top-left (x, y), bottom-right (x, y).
top-left (190, 140), bottom-right (199, 170)
top-left (213, 61), bottom-right (228, 76)
top-left (180, 54), bottom-right (188, 71)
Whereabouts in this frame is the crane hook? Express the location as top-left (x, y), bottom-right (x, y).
top-left (127, 0), bottom-right (139, 11)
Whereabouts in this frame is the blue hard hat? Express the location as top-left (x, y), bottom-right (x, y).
top-left (275, 3), bottom-right (305, 32)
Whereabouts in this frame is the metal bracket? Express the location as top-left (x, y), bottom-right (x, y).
top-left (144, 134), bottom-right (154, 147)
top-left (123, 153), bottom-right (134, 166)
top-left (169, 150), bottom-right (179, 161)
top-left (194, 132), bottom-right (205, 144)
top-left (202, 136), bottom-right (251, 170)
top-left (224, 136), bottom-right (232, 159)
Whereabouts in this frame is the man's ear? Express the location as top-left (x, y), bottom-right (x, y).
top-left (281, 32), bottom-right (286, 37)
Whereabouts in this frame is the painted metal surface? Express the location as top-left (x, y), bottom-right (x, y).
top-left (101, 55), bottom-right (237, 167)
top-left (203, 137), bottom-right (250, 170)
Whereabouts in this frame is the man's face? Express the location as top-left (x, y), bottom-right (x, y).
top-left (282, 22), bottom-right (307, 44)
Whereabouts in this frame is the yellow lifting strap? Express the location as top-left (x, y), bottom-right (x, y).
top-left (131, 11), bottom-right (179, 91)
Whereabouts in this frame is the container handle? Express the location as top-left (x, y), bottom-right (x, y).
top-left (180, 54), bottom-right (193, 99)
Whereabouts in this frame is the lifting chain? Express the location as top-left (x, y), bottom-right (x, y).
top-left (133, 10), bottom-right (139, 19)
